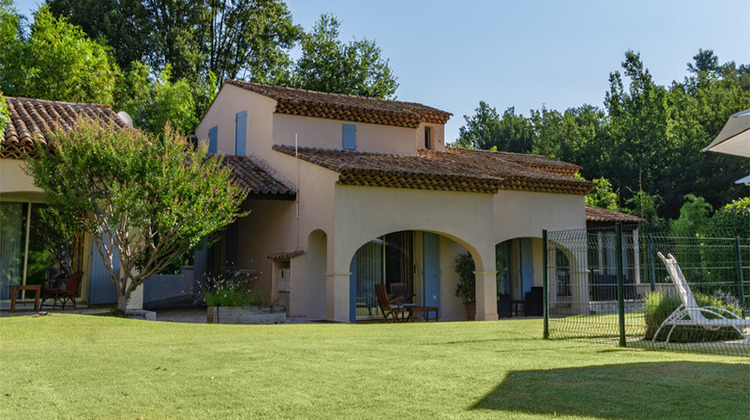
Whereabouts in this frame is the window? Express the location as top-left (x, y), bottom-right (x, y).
top-left (235, 111), bottom-right (247, 156)
top-left (208, 125), bottom-right (218, 154)
top-left (424, 126), bottom-right (432, 150)
top-left (342, 124), bottom-right (356, 150)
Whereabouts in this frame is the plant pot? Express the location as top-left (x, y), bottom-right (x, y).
top-left (207, 306), bottom-right (287, 324)
top-left (465, 302), bottom-right (476, 321)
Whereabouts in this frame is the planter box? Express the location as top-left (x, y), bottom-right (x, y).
top-left (207, 306), bottom-right (286, 324)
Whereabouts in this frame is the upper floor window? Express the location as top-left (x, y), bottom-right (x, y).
top-left (235, 111), bottom-right (247, 156)
top-left (208, 125), bottom-right (218, 154)
top-left (424, 126), bottom-right (432, 150)
top-left (342, 124), bottom-right (356, 150)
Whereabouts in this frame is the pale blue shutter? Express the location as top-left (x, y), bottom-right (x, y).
top-left (342, 124), bottom-right (356, 150)
top-left (208, 126), bottom-right (218, 154)
top-left (235, 111), bottom-right (247, 156)
top-left (423, 232), bottom-right (441, 312)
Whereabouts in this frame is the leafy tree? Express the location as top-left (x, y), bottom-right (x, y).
top-left (0, 0), bottom-right (26, 96)
top-left (0, 88), bottom-right (7, 133)
top-left (25, 123), bottom-right (248, 312)
top-left (455, 102), bottom-right (533, 153)
top-left (706, 197), bottom-right (750, 237)
top-left (47, 0), bottom-right (301, 84)
top-left (46, 0), bottom-right (151, 71)
top-left (623, 188), bottom-right (662, 224)
top-left (0, 5), bottom-right (119, 104)
top-left (116, 61), bottom-right (216, 135)
top-left (687, 49), bottom-right (720, 75)
top-left (293, 13), bottom-right (398, 98)
top-left (584, 177), bottom-right (619, 211)
top-left (670, 194), bottom-right (713, 236)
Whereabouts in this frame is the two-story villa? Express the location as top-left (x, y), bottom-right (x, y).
top-left (194, 80), bottom-right (593, 323)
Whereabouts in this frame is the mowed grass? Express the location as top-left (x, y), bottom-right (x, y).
top-left (1, 315), bottom-right (748, 419)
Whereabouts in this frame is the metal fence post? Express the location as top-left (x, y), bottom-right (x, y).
top-left (648, 235), bottom-right (656, 292)
top-left (736, 237), bottom-right (746, 312)
top-left (616, 224), bottom-right (626, 347)
top-left (543, 229), bottom-right (549, 340)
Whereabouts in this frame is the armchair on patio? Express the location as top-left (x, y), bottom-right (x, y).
top-left (40, 271), bottom-right (83, 310)
top-left (375, 284), bottom-right (409, 322)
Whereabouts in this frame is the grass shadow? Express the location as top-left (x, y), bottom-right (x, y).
top-left (472, 361), bottom-right (749, 419)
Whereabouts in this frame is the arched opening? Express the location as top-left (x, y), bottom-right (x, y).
top-left (348, 230), bottom-right (483, 322)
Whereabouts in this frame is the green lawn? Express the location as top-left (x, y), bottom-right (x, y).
top-left (1, 315), bottom-right (748, 419)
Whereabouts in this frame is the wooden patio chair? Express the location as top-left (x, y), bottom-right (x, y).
top-left (374, 284), bottom-right (409, 322)
top-left (40, 271), bottom-right (83, 310)
top-left (654, 253), bottom-right (749, 343)
top-left (389, 282), bottom-right (415, 305)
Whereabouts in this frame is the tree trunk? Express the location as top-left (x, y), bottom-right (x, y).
top-left (117, 291), bottom-right (129, 313)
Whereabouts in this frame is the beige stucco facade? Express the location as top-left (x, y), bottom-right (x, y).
top-left (195, 84), bottom-right (588, 323)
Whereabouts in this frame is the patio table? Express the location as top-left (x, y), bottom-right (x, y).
top-left (11, 285), bottom-right (41, 312)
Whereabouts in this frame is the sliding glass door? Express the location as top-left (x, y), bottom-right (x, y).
top-left (0, 201), bottom-right (75, 301)
top-left (353, 231), bottom-right (414, 320)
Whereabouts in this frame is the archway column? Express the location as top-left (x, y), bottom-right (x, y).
top-left (326, 271), bottom-right (351, 323)
top-left (474, 270), bottom-right (499, 321)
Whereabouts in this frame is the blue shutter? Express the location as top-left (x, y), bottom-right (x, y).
top-left (349, 255), bottom-right (357, 323)
top-left (342, 124), bottom-right (356, 150)
top-left (235, 111), bottom-right (247, 156)
top-left (88, 233), bottom-right (120, 304)
top-left (208, 126), bottom-right (218, 154)
top-left (520, 238), bottom-right (534, 296)
top-left (423, 232), bottom-right (441, 313)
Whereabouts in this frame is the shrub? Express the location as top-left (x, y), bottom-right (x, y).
top-left (200, 267), bottom-right (271, 308)
top-left (644, 291), bottom-right (743, 342)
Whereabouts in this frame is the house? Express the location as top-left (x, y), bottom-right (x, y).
top-left (0, 97), bottom-right (130, 306)
top-left (193, 80), bottom-right (595, 322)
top-left (0, 96), bottom-right (291, 309)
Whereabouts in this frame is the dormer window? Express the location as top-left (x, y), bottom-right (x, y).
top-left (424, 126), bottom-right (432, 150)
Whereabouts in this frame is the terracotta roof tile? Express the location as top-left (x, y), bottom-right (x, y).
top-left (585, 205), bottom-right (645, 224)
top-left (1, 96), bottom-right (128, 159)
top-left (219, 155), bottom-right (295, 199)
top-left (273, 145), bottom-right (592, 195)
top-left (225, 80), bottom-right (452, 128)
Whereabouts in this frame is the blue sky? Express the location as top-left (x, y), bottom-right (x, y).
top-left (14, 0), bottom-right (750, 142)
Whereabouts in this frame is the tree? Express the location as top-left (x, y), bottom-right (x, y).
top-left (0, 5), bottom-right (120, 104)
top-left (670, 194), bottom-right (713, 236)
top-left (47, 0), bottom-right (151, 71)
top-left (584, 177), bottom-right (619, 211)
top-left (455, 102), bottom-right (533, 153)
top-left (47, 0), bottom-right (301, 84)
top-left (0, 88), bottom-right (7, 133)
top-left (116, 61), bottom-right (216, 135)
top-left (25, 123), bottom-right (248, 311)
top-left (293, 13), bottom-right (398, 99)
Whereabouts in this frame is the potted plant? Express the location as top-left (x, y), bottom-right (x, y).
top-left (202, 266), bottom-right (285, 324)
top-left (454, 252), bottom-right (507, 320)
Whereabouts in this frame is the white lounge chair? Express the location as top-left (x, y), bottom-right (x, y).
top-left (654, 252), bottom-right (750, 343)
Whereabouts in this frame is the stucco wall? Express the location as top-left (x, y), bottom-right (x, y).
top-left (195, 84), bottom-right (277, 157)
top-left (494, 190), bottom-right (586, 244)
top-left (273, 113), bottom-right (418, 155)
top-left (0, 159), bottom-right (41, 198)
top-left (439, 237), bottom-right (470, 321)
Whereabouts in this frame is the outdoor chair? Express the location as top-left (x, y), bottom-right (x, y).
top-left (654, 253), bottom-right (749, 343)
top-left (40, 271), bottom-right (83, 310)
top-left (389, 282), bottom-right (415, 305)
top-left (374, 284), bottom-right (409, 322)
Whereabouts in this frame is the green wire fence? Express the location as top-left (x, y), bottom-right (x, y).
top-left (543, 224), bottom-right (749, 357)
